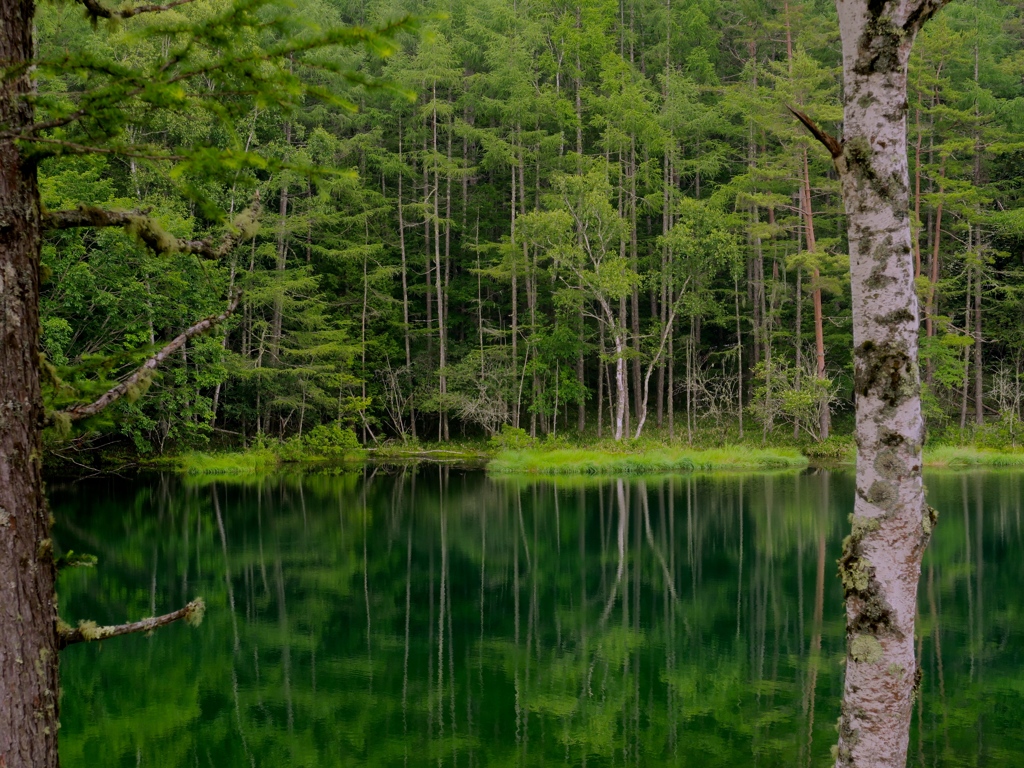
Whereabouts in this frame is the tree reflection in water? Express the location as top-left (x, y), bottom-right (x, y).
top-left (52, 468), bottom-right (1024, 767)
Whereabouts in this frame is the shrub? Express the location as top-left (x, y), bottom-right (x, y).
top-left (802, 436), bottom-right (855, 462)
top-left (488, 424), bottom-right (534, 451)
top-left (302, 423), bottom-right (361, 457)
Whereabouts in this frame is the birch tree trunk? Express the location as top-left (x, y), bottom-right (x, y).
top-left (821, 2), bottom-right (950, 766)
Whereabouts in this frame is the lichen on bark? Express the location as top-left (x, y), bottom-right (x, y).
top-left (854, 340), bottom-right (915, 408)
top-left (850, 635), bottom-right (884, 664)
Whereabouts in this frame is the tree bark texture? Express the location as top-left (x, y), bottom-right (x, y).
top-left (0, 0), bottom-right (62, 765)
top-left (830, 2), bottom-right (948, 766)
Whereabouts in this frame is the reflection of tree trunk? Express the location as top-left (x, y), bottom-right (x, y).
top-left (962, 477), bottom-right (975, 679)
top-left (274, 556), bottom-right (294, 737)
top-left (437, 490), bottom-right (449, 756)
top-left (513, 516), bottom-right (522, 755)
top-left (796, 475), bottom-right (805, 651)
top-left (220, 485), bottom-right (255, 768)
top-left (427, 541), bottom-right (435, 743)
top-left (479, 494), bottom-right (486, 671)
top-left (517, 491), bottom-right (533, 572)
top-left (212, 488), bottom-right (240, 651)
top-left (974, 474), bottom-right (983, 677)
top-left (579, 482), bottom-right (589, 703)
top-left (737, 478), bottom-right (744, 639)
top-left (363, 490), bottom-right (373, 690)
top-left (926, 563), bottom-right (949, 751)
top-left (802, 532), bottom-right (826, 767)
top-left (631, 483), bottom-right (642, 765)
top-left (523, 503), bottom-right (539, 758)
top-left (403, 523), bottom-right (412, 767)
top-left (662, 482), bottom-right (678, 756)
top-left (686, 478), bottom-right (696, 596)
top-left (257, 488), bottom-right (269, 594)
top-left (600, 480), bottom-right (629, 625)
top-left (641, 482), bottom-right (678, 603)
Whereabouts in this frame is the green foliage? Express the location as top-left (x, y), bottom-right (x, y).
top-left (749, 359), bottom-right (839, 443)
top-left (488, 425), bottom-right (534, 452)
top-left (802, 436), bottom-right (856, 463)
top-left (34, 0), bottom-right (1024, 457)
top-left (299, 423), bottom-right (362, 458)
top-left (165, 448), bottom-right (281, 475)
top-left (489, 445), bottom-right (808, 475)
top-left (54, 550), bottom-right (98, 571)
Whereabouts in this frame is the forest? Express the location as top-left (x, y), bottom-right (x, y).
top-left (35, 0), bottom-right (1024, 460)
top-left (2, 1), bottom-right (1017, 767)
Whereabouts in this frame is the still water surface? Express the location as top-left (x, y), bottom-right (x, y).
top-left (52, 469), bottom-right (1024, 766)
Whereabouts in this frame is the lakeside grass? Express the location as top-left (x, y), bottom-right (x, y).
top-left (150, 449), bottom-right (283, 475)
top-left (488, 445), bottom-right (808, 475)
top-left (142, 440), bottom-right (1024, 478)
top-left (151, 448), bottom-right (364, 475)
top-left (366, 444), bottom-right (490, 462)
top-left (923, 445), bottom-right (1024, 468)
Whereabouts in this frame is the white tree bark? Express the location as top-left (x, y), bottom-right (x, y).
top-left (810, 2), bottom-right (949, 766)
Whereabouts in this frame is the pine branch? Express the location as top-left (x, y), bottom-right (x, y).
top-left (42, 198), bottom-right (260, 257)
top-left (54, 294), bottom-right (241, 424)
top-left (76, 0), bottom-right (199, 20)
top-left (787, 105), bottom-right (843, 159)
top-left (58, 599), bottom-right (205, 650)
top-left (0, 16), bottom-right (416, 143)
top-left (22, 136), bottom-right (185, 162)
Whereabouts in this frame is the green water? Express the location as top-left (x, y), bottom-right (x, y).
top-left (52, 469), bottom-right (1024, 767)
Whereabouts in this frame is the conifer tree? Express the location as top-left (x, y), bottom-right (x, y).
top-left (0, 2), bottom-right (410, 763)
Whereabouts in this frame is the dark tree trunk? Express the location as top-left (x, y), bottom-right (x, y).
top-left (0, 1), bottom-right (61, 765)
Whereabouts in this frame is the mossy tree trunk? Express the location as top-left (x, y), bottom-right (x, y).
top-left (828, 1), bottom-right (949, 766)
top-left (0, 0), bottom-right (62, 765)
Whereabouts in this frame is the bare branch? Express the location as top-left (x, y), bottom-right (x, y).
top-left (903, 0), bottom-right (954, 33)
top-left (787, 105), bottom-right (843, 159)
top-left (54, 293), bottom-right (241, 423)
top-left (76, 0), bottom-right (198, 20)
top-left (58, 598), bottom-right (205, 650)
top-left (42, 196), bottom-right (260, 258)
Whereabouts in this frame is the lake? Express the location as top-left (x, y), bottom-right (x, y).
top-left (51, 468), bottom-right (1024, 766)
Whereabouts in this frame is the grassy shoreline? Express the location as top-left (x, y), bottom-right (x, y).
top-left (135, 441), bottom-right (1024, 477)
top-left (488, 446), bottom-right (809, 475)
top-left (144, 448), bottom-right (362, 475)
top-left (922, 446), bottom-right (1024, 468)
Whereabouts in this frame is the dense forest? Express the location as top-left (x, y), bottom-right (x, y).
top-left (37, 0), bottom-right (1024, 455)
